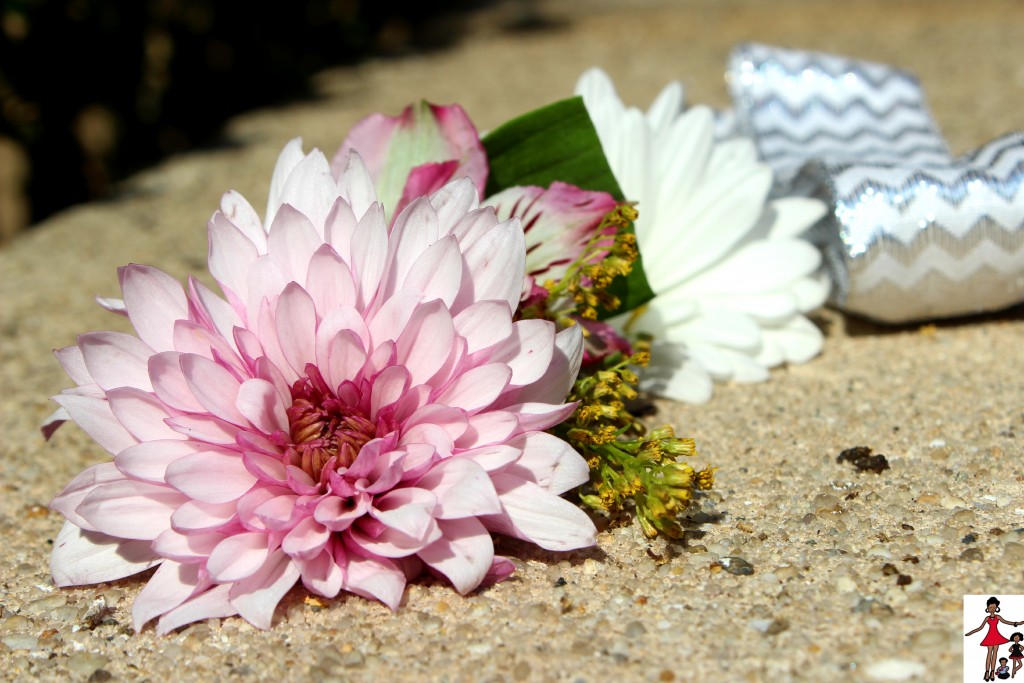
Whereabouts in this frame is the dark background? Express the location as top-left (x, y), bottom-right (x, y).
top-left (0, 0), bottom-right (491, 241)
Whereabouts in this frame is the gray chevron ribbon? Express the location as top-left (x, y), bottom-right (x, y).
top-left (726, 43), bottom-right (1024, 324)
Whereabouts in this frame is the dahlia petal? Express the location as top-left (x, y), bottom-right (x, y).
top-left (430, 177), bottom-right (480, 233)
top-left (236, 378), bottom-right (289, 435)
top-left (370, 487), bottom-right (439, 540)
top-left (395, 300), bottom-right (455, 386)
top-left (180, 354), bottom-right (248, 427)
top-left (54, 345), bottom-right (91, 385)
top-left (452, 300), bottom-right (513, 353)
top-left (209, 212), bottom-right (260, 309)
top-left (342, 551), bottom-right (406, 610)
top-left (246, 258), bottom-right (291, 333)
top-left (114, 439), bottom-right (203, 483)
top-left (276, 148), bottom-right (337, 231)
top-left (51, 521), bottom-right (159, 587)
top-left (242, 452), bottom-right (288, 484)
top-left (188, 278), bottom-right (244, 352)
top-left (459, 444), bottom-right (522, 472)
top-left (166, 414), bottom-right (238, 445)
top-left (488, 319), bottom-right (555, 387)
top-left (149, 352), bottom-right (206, 412)
top-left (313, 494), bottom-right (369, 532)
top-left (367, 288), bottom-right (423, 346)
top-left (319, 329), bottom-right (368, 396)
top-left (385, 198), bottom-right (440, 293)
top-left (483, 555), bottom-right (517, 587)
top-left (297, 547), bottom-right (343, 598)
top-left (95, 296), bottom-right (127, 315)
top-left (78, 331), bottom-right (154, 391)
top-left (267, 204), bottom-right (321, 285)
top-left (416, 458), bottom-right (501, 519)
top-left (370, 365), bottom-right (411, 420)
top-left (418, 517), bottom-right (493, 594)
top-left (455, 218), bottom-right (526, 313)
top-left (151, 528), bottom-right (222, 562)
top-left (132, 560), bottom-right (204, 631)
top-left (230, 549), bottom-right (300, 630)
top-left (172, 320), bottom-right (242, 372)
top-left (336, 152), bottom-right (379, 225)
top-left (305, 244), bottom-right (357, 318)
top-left (487, 474), bottom-right (596, 551)
top-left (276, 283), bottom-right (319, 378)
top-left (41, 406), bottom-right (70, 439)
top-left (502, 324), bottom-right (583, 405)
top-left (50, 462), bottom-right (123, 531)
top-left (77, 480), bottom-right (185, 540)
top-left (282, 516), bottom-right (330, 560)
top-left (501, 401), bottom-right (577, 433)
top-left (220, 189), bottom-right (266, 248)
top-left (165, 452), bottom-right (258, 504)
top-left (119, 264), bottom-right (188, 353)
top-left (350, 203), bottom-right (388, 306)
top-left (401, 234), bottom-right (462, 306)
top-left (252, 493), bottom-right (301, 531)
top-left (105, 387), bottom-right (184, 442)
top-left (434, 363), bottom-right (511, 413)
top-left (323, 198), bottom-right (358, 263)
top-left (454, 411), bottom-right (519, 449)
top-left (52, 393), bottom-right (138, 455)
top-left (350, 522), bottom-right (440, 558)
top-left (206, 532), bottom-right (271, 582)
top-left (156, 584), bottom-right (238, 635)
top-left (266, 137), bottom-right (306, 227)
top-left (508, 431), bottom-right (590, 494)
top-left (171, 500), bottom-right (237, 532)
top-left (450, 206), bottom-right (501, 251)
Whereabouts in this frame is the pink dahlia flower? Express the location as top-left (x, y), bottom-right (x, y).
top-left (46, 142), bottom-right (596, 634)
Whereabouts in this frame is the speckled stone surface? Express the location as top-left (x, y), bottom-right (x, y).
top-left (1, 1), bottom-right (1022, 681)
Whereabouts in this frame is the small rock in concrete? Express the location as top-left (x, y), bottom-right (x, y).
top-left (864, 658), bottom-right (926, 680)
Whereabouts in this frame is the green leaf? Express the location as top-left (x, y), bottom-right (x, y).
top-left (482, 97), bottom-right (655, 316)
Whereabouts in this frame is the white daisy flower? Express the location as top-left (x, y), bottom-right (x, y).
top-left (576, 68), bottom-right (830, 403)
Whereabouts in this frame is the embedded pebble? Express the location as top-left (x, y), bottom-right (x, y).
top-left (624, 621), bottom-right (647, 638)
top-left (2, 634), bottom-right (39, 650)
top-left (0, 615), bottom-right (34, 632)
top-left (67, 653), bottom-right (109, 678)
top-left (22, 594), bottom-right (67, 615)
top-left (720, 557), bottom-right (754, 575)
top-left (865, 658), bottom-right (926, 680)
top-left (1002, 543), bottom-right (1024, 562)
top-left (960, 547), bottom-right (984, 562)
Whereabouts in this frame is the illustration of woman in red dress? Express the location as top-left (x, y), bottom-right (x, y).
top-left (966, 597), bottom-right (1023, 681)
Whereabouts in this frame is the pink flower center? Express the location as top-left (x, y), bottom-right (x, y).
top-left (286, 378), bottom-right (376, 481)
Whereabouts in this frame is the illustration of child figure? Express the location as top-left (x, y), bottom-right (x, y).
top-left (1008, 633), bottom-right (1024, 678)
top-left (998, 659), bottom-right (1012, 680)
top-left (966, 597), bottom-right (1023, 681)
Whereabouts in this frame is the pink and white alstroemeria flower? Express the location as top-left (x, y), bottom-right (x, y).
top-left (333, 102), bottom-right (620, 294)
top-left (330, 101), bottom-right (489, 224)
top-left (46, 139), bottom-right (597, 634)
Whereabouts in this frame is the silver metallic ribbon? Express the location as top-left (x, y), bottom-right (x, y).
top-left (726, 43), bottom-right (1024, 324)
